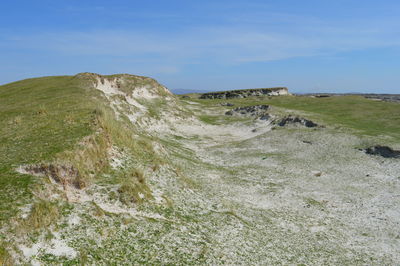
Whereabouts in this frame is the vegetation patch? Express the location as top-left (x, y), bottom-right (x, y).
top-left (22, 199), bottom-right (60, 230)
top-left (0, 243), bottom-right (13, 266)
top-left (118, 169), bottom-right (153, 204)
top-left (2, 74), bottom-right (400, 264)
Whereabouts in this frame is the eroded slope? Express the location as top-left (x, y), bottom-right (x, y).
top-left (1, 74), bottom-right (400, 264)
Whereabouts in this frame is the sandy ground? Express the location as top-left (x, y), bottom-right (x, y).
top-left (158, 100), bottom-right (400, 263)
top-left (13, 80), bottom-right (400, 264)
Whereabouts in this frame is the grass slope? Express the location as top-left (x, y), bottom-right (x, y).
top-left (0, 73), bottom-right (162, 229)
top-left (0, 76), bottom-right (97, 223)
top-left (184, 95), bottom-right (400, 142)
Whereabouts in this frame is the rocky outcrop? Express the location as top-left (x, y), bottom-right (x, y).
top-left (200, 87), bottom-right (289, 99)
top-left (276, 115), bottom-right (318, 128)
top-left (365, 146), bottom-right (400, 158)
top-left (225, 105), bottom-right (270, 120)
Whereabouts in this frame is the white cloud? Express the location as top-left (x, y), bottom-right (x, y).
top-left (4, 13), bottom-right (400, 69)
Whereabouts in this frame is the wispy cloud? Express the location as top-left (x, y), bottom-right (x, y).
top-left (9, 25), bottom-right (399, 57)
top-left (3, 9), bottom-right (400, 75)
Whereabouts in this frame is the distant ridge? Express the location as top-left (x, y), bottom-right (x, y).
top-left (295, 93), bottom-right (400, 103)
top-left (199, 87), bottom-right (289, 99)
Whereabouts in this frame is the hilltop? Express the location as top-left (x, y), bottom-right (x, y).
top-left (1, 73), bottom-right (400, 264)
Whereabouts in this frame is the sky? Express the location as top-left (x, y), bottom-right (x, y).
top-left (1, 0), bottom-right (400, 93)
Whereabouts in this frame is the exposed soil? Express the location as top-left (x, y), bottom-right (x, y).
top-left (365, 145), bottom-right (400, 158)
top-left (225, 105), bottom-right (270, 119)
top-left (21, 164), bottom-right (84, 189)
top-left (200, 87), bottom-right (288, 99)
top-left (276, 115), bottom-right (318, 128)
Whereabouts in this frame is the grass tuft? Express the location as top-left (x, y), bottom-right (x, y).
top-left (0, 243), bottom-right (13, 266)
top-left (23, 199), bottom-right (60, 230)
top-left (118, 169), bottom-right (153, 204)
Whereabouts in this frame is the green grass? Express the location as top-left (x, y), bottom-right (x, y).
top-left (1, 74), bottom-right (399, 264)
top-left (22, 199), bottom-right (61, 230)
top-left (304, 197), bottom-right (326, 209)
top-left (198, 113), bottom-right (251, 125)
top-left (0, 76), bottom-right (98, 224)
top-left (0, 74), bottom-right (164, 226)
top-left (118, 169), bottom-right (153, 204)
top-left (266, 95), bottom-right (400, 140)
top-left (187, 95), bottom-right (400, 141)
top-left (0, 241), bottom-right (13, 265)
top-left (198, 115), bottom-right (220, 125)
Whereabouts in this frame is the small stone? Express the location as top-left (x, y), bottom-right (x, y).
top-left (312, 171), bottom-right (322, 177)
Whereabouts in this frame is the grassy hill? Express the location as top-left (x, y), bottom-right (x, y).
top-left (0, 74), bottom-right (176, 264)
top-left (0, 76), bottom-right (94, 220)
top-left (1, 74), bottom-right (400, 264)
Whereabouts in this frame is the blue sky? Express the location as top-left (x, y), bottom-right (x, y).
top-left (1, 0), bottom-right (400, 93)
